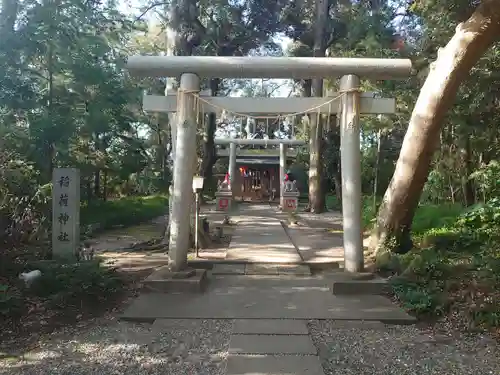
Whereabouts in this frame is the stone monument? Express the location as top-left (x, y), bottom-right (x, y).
top-left (215, 174), bottom-right (233, 212)
top-left (282, 180), bottom-right (299, 213)
top-left (52, 168), bottom-right (80, 259)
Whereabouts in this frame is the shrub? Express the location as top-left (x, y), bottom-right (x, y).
top-left (1, 258), bottom-right (126, 322)
top-left (378, 201), bottom-right (500, 329)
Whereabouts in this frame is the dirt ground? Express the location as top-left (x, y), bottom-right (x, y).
top-left (93, 206), bottom-right (234, 273)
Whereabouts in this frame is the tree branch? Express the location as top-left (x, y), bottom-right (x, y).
top-left (135, 2), bottom-right (169, 21)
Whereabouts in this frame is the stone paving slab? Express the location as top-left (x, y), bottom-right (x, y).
top-left (121, 278), bottom-right (416, 323)
top-left (226, 355), bottom-right (325, 375)
top-left (226, 206), bottom-right (302, 263)
top-left (323, 320), bottom-right (387, 330)
top-left (212, 264), bottom-right (246, 275)
top-left (233, 319), bottom-right (309, 335)
top-left (277, 264), bottom-right (311, 275)
top-left (229, 334), bottom-right (317, 355)
top-left (245, 264), bottom-right (279, 275)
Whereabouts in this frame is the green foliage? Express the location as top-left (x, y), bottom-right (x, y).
top-left (81, 195), bottom-right (168, 232)
top-left (28, 259), bottom-right (125, 307)
top-left (0, 0), bottom-right (171, 249)
top-left (392, 278), bottom-right (448, 316)
top-left (0, 150), bottom-right (51, 246)
top-left (470, 162), bottom-right (500, 202)
top-left (1, 258), bottom-right (126, 322)
top-left (377, 199), bottom-right (500, 329)
top-left (411, 204), bottom-right (463, 235)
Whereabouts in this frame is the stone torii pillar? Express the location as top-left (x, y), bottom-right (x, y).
top-left (340, 75), bottom-right (363, 272)
top-left (279, 143), bottom-right (287, 208)
top-left (228, 141), bottom-right (237, 194)
top-left (168, 73), bottom-right (200, 272)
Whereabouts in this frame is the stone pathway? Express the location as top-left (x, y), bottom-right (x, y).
top-left (4, 317), bottom-right (499, 375)
top-left (120, 203), bottom-right (416, 374)
top-left (226, 319), bottom-right (325, 375)
top-left (225, 204), bottom-right (301, 263)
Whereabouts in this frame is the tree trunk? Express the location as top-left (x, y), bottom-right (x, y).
top-left (302, 80), bottom-right (312, 97)
top-left (308, 0), bottom-right (329, 213)
top-left (86, 176), bottom-right (92, 203)
top-left (94, 170), bottom-right (100, 199)
top-left (103, 170), bottom-right (108, 201)
top-left (372, 0), bottom-right (500, 256)
top-left (373, 128), bottom-right (382, 212)
top-left (199, 78), bottom-right (220, 198)
top-left (462, 134), bottom-right (475, 206)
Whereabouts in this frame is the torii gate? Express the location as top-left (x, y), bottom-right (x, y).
top-left (142, 90), bottom-right (396, 207)
top-left (126, 56), bottom-right (412, 274)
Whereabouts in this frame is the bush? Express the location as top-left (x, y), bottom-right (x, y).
top-left (1, 258), bottom-right (126, 322)
top-left (80, 195), bottom-right (168, 232)
top-left (377, 200), bottom-right (500, 329)
top-left (0, 151), bottom-right (51, 247)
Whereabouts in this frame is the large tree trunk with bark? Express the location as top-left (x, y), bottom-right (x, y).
top-left (199, 78), bottom-right (220, 199)
top-left (308, 0), bottom-right (329, 213)
top-left (372, 0), bottom-right (500, 256)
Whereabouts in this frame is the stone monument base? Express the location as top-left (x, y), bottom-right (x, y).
top-left (215, 190), bottom-right (233, 212)
top-left (142, 266), bottom-right (208, 293)
top-left (282, 191), bottom-right (299, 213)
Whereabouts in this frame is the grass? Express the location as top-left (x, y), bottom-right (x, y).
top-left (326, 194), bottom-right (463, 232)
top-left (411, 203), bottom-right (463, 235)
top-left (80, 195), bottom-right (169, 232)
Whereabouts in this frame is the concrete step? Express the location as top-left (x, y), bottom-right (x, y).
top-left (233, 319), bottom-right (309, 335)
top-left (229, 334), bottom-right (317, 355)
top-left (226, 355), bottom-right (325, 375)
top-left (331, 278), bottom-right (391, 296)
top-left (188, 258), bottom-right (341, 270)
top-left (212, 263), bottom-right (246, 275)
top-left (211, 263), bottom-right (312, 276)
top-left (245, 263), bottom-right (312, 276)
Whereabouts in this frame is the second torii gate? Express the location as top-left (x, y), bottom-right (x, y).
top-left (126, 56), bottom-right (412, 273)
top-left (142, 90), bottom-right (397, 208)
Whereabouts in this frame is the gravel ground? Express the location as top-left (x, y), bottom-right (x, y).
top-left (0, 319), bottom-right (232, 375)
top-left (309, 320), bottom-right (500, 375)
